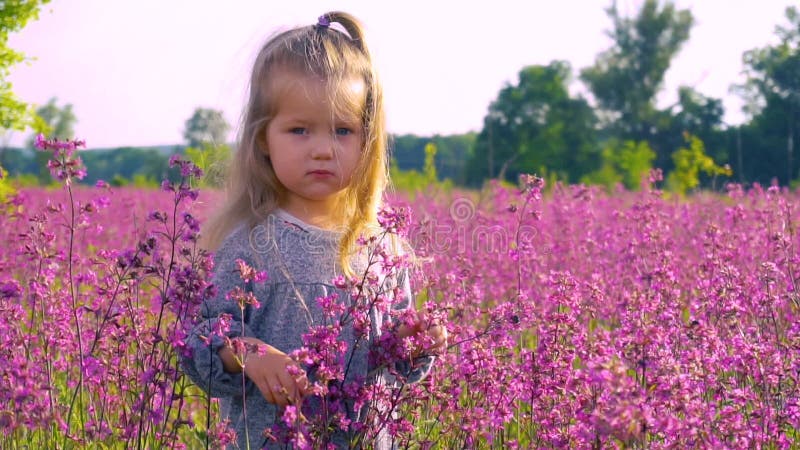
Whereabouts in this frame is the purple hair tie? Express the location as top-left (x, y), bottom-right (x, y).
top-left (316, 15), bottom-right (330, 28)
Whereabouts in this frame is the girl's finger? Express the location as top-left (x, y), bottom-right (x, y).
top-left (296, 372), bottom-right (311, 397)
top-left (277, 370), bottom-right (299, 405)
top-left (259, 381), bottom-right (276, 404)
top-left (248, 372), bottom-right (269, 403)
top-left (265, 374), bottom-right (283, 405)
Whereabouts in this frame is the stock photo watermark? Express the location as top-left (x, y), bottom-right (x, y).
top-left (247, 198), bottom-right (538, 256)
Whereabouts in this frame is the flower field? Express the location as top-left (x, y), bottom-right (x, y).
top-left (0, 143), bottom-right (798, 448)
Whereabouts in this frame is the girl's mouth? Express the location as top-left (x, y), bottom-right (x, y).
top-left (309, 170), bottom-right (334, 176)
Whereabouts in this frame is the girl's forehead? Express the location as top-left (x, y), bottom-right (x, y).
top-left (266, 69), bottom-right (366, 116)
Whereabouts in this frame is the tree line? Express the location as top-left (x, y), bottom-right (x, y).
top-left (1, 1), bottom-right (799, 192)
top-left (457, 2), bottom-right (800, 190)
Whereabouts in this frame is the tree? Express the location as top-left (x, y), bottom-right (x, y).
top-left (737, 6), bottom-right (800, 184)
top-left (466, 61), bottom-right (598, 186)
top-left (671, 87), bottom-right (725, 135)
top-left (581, 139), bottom-right (655, 191)
top-left (390, 133), bottom-right (475, 185)
top-left (182, 107), bottom-right (230, 188)
top-left (0, 0), bottom-right (51, 132)
top-left (580, 0), bottom-right (694, 168)
top-left (185, 142), bottom-right (230, 188)
top-left (183, 107), bottom-right (229, 148)
top-left (28, 97), bottom-right (77, 183)
top-left (656, 86), bottom-right (726, 173)
top-left (666, 133), bottom-right (731, 195)
top-left (81, 147), bottom-right (176, 186)
top-left (0, 0), bottom-right (50, 194)
top-left (31, 97), bottom-right (77, 140)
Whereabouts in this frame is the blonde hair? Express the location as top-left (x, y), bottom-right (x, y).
top-left (202, 11), bottom-right (388, 276)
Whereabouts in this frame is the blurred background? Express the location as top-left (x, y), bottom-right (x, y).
top-left (2, 0), bottom-right (799, 193)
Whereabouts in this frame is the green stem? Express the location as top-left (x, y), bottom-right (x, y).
top-left (63, 180), bottom-right (86, 445)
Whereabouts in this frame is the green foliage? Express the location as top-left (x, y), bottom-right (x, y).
top-left (538, 167), bottom-right (564, 195)
top-left (390, 142), bottom-right (452, 197)
top-left (0, 166), bottom-right (15, 203)
top-left (422, 142), bottom-right (438, 185)
top-left (0, 0), bottom-right (51, 187)
top-left (654, 86), bottom-right (727, 174)
top-left (29, 97), bottom-right (76, 141)
top-left (0, 0), bottom-right (51, 132)
top-left (110, 174), bottom-right (128, 187)
top-left (391, 133), bottom-right (475, 184)
top-left (667, 133), bottom-right (732, 195)
top-left (390, 166), bottom-right (453, 198)
top-left (8, 172), bottom-right (38, 187)
top-left (109, 173), bottom-right (159, 188)
top-left (582, 140), bottom-right (655, 190)
top-left (29, 97), bottom-right (78, 183)
top-left (580, 0), bottom-right (694, 170)
top-left (131, 174), bottom-right (159, 188)
top-left (617, 140), bottom-right (656, 189)
top-left (390, 164), bottom-right (428, 196)
top-left (183, 107), bottom-right (229, 148)
top-left (184, 142), bottom-right (230, 188)
top-left (737, 6), bottom-right (800, 185)
top-left (0, 171), bottom-right (41, 205)
top-left (671, 87), bottom-right (725, 136)
top-left (740, 6), bottom-right (800, 116)
top-left (580, 147), bottom-right (623, 189)
top-left (580, 0), bottom-right (693, 135)
top-left (1, 145), bottom-right (181, 187)
top-left (0, 147), bottom-right (35, 176)
top-left (82, 147), bottom-right (180, 186)
top-left (467, 61), bottom-right (598, 186)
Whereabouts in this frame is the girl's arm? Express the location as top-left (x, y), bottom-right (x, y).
top-left (180, 227), bottom-right (260, 398)
top-left (218, 336), bottom-right (310, 406)
top-left (390, 268), bottom-right (440, 383)
top-left (395, 311), bottom-right (447, 357)
top-left (179, 226), bottom-right (310, 404)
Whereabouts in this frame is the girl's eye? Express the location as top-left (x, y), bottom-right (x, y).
top-left (289, 127), bottom-right (307, 135)
top-left (335, 127), bottom-right (353, 136)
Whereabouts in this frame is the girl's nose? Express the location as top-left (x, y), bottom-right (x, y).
top-left (310, 134), bottom-right (335, 160)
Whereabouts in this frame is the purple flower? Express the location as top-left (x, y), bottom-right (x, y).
top-left (34, 133), bottom-right (47, 150)
top-left (169, 155), bottom-right (205, 178)
top-left (233, 259), bottom-right (267, 283)
top-left (225, 286), bottom-right (260, 309)
top-left (377, 205), bottom-right (410, 235)
top-left (0, 280), bottom-right (22, 299)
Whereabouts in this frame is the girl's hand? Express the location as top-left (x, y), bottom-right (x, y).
top-left (219, 337), bottom-right (310, 406)
top-left (243, 343), bottom-right (311, 406)
top-left (396, 311), bottom-right (448, 356)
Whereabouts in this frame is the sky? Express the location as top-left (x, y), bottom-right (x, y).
top-left (5, 0), bottom-right (794, 149)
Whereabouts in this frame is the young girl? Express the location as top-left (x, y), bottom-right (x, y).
top-left (182, 11), bottom-right (447, 449)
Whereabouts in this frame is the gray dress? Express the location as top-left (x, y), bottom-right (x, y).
top-left (182, 210), bottom-right (432, 449)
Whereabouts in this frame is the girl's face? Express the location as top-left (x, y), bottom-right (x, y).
top-left (265, 71), bottom-right (365, 226)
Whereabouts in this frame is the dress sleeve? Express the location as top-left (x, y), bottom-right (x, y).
top-left (392, 268), bottom-right (435, 384)
top-left (180, 229), bottom-right (258, 398)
